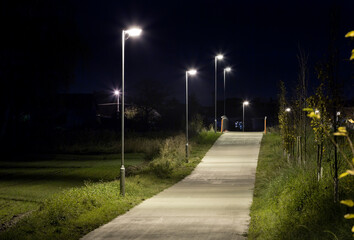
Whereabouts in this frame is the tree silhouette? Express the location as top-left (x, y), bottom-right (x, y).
top-left (132, 79), bottom-right (168, 131)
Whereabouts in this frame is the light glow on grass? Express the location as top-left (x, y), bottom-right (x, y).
top-left (0, 131), bottom-right (222, 239)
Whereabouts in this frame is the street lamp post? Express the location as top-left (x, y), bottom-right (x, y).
top-left (121, 27), bottom-right (142, 197)
top-left (243, 101), bottom-right (249, 132)
top-left (114, 90), bottom-right (120, 113)
top-left (185, 69), bottom-right (197, 160)
top-left (223, 67), bottom-right (231, 116)
top-left (214, 54), bottom-right (223, 133)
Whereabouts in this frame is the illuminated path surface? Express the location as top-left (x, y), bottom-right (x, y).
top-left (82, 132), bottom-right (263, 240)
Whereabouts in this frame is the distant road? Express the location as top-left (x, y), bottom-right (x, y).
top-left (82, 132), bottom-right (263, 240)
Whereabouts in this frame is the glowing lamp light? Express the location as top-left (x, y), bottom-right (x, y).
top-left (315, 110), bottom-right (320, 114)
top-left (285, 108), bottom-right (291, 112)
top-left (187, 69), bottom-right (197, 75)
top-left (225, 67), bottom-right (231, 72)
top-left (114, 90), bottom-right (119, 95)
top-left (125, 28), bottom-right (142, 37)
top-left (216, 54), bottom-right (223, 60)
top-left (242, 101), bottom-right (249, 132)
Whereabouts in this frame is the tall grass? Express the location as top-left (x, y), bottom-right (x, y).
top-left (29, 130), bottom-right (170, 158)
top-left (148, 130), bottom-right (222, 178)
top-left (148, 134), bottom-right (185, 178)
top-left (248, 132), bottom-right (354, 240)
top-left (55, 136), bottom-right (162, 158)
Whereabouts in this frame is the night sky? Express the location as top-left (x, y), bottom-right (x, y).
top-left (69, 0), bottom-right (353, 105)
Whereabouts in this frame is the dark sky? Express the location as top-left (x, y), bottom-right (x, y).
top-left (69, 0), bottom-right (353, 105)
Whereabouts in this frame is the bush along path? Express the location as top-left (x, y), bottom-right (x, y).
top-left (0, 131), bottom-right (221, 240)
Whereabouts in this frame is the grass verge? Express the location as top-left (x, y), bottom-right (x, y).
top-left (0, 153), bottom-right (145, 226)
top-left (0, 131), bottom-right (221, 240)
top-left (248, 132), bottom-right (354, 240)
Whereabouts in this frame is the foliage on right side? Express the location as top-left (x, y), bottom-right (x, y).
top-left (249, 30), bottom-right (354, 239)
top-left (248, 131), bottom-right (354, 239)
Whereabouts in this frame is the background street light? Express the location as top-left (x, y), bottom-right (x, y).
top-left (223, 67), bottom-right (231, 116)
top-left (285, 107), bottom-right (291, 112)
top-left (120, 27), bottom-right (142, 197)
top-left (114, 90), bottom-right (120, 113)
top-left (214, 54), bottom-right (223, 133)
top-left (185, 69), bottom-right (197, 160)
top-left (243, 101), bottom-right (249, 132)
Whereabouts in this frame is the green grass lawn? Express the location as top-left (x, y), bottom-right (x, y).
top-left (0, 153), bottom-right (145, 225)
top-left (0, 131), bottom-right (221, 239)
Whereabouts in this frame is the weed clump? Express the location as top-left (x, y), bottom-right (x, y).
top-left (149, 135), bottom-right (185, 178)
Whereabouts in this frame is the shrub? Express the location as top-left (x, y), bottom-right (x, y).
top-left (149, 134), bottom-right (185, 178)
top-left (195, 130), bottom-right (221, 145)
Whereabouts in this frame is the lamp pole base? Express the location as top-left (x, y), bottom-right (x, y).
top-left (120, 166), bottom-right (125, 196)
top-left (185, 143), bottom-right (189, 162)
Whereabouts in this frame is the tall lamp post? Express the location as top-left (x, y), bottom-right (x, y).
top-left (185, 69), bottom-right (197, 159)
top-left (242, 101), bottom-right (249, 132)
top-left (223, 67), bottom-right (231, 116)
top-left (114, 90), bottom-right (120, 113)
top-left (121, 27), bottom-right (142, 196)
top-left (214, 54), bottom-right (223, 133)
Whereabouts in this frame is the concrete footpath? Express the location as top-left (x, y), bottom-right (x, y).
top-left (82, 132), bottom-right (263, 240)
